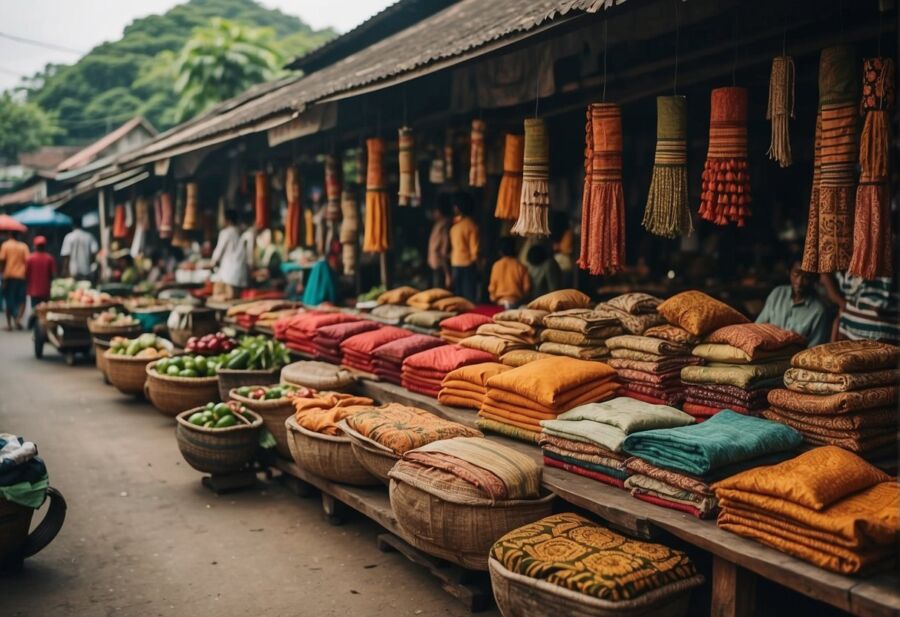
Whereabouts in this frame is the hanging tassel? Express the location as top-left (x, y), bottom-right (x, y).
top-left (363, 137), bottom-right (390, 253)
top-left (183, 182), bottom-right (199, 231)
top-left (468, 119), bottom-right (486, 187)
top-left (802, 46), bottom-right (858, 273)
top-left (340, 188), bottom-right (359, 275)
top-left (494, 133), bottom-right (524, 220)
top-left (849, 57), bottom-right (894, 278)
top-left (304, 208), bottom-right (315, 249)
top-left (325, 155), bottom-right (342, 221)
top-left (284, 166), bottom-right (302, 251)
top-left (428, 156), bottom-right (445, 184)
top-left (511, 118), bottom-right (550, 237)
top-left (397, 127), bottom-right (416, 206)
top-left (112, 203), bottom-right (127, 239)
top-left (155, 193), bottom-right (173, 239)
top-left (253, 172), bottom-right (268, 230)
top-left (578, 107), bottom-right (594, 269)
top-left (699, 87), bottom-right (751, 227)
top-left (643, 95), bottom-right (692, 238)
top-left (766, 56), bottom-right (796, 168)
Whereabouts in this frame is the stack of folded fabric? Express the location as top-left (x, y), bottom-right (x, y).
top-left (764, 340), bottom-right (899, 469)
top-left (226, 299), bottom-right (296, 330)
top-left (478, 357), bottom-right (618, 443)
top-left (402, 309), bottom-right (455, 336)
top-left (371, 334), bottom-right (446, 385)
top-left (540, 397), bottom-right (694, 488)
top-left (341, 326), bottom-right (412, 375)
top-left (293, 392), bottom-right (375, 436)
top-left (432, 295), bottom-right (474, 313)
top-left (369, 303), bottom-right (418, 325)
top-left (683, 323), bottom-right (804, 421)
top-left (312, 320), bottom-right (382, 364)
top-left (437, 362), bottom-right (511, 410)
top-left (538, 309), bottom-right (622, 360)
top-left (713, 446), bottom-right (899, 574)
top-left (499, 349), bottom-right (555, 367)
top-left (376, 286), bottom-right (418, 306)
top-left (459, 332), bottom-right (530, 359)
top-left (407, 288), bottom-right (453, 310)
top-left (279, 311), bottom-right (361, 355)
top-left (527, 289), bottom-right (592, 313)
top-left (595, 292), bottom-right (665, 334)
top-left (606, 334), bottom-right (695, 405)
top-left (344, 403), bottom-right (483, 455)
top-left (622, 410), bottom-right (803, 518)
top-left (492, 308), bottom-right (547, 342)
top-left (255, 307), bottom-right (301, 334)
top-left (402, 345), bottom-right (495, 397)
top-left (440, 313), bottom-right (492, 343)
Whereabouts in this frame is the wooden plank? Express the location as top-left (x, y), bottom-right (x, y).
top-left (849, 574), bottom-right (900, 617)
top-left (711, 556), bottom-right (757, 617)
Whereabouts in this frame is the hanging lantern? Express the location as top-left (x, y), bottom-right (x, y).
top-left (766, 56), bottom-right (796, 168)
top-left (183, 182), bottom-right (199, 231)
top-left (363, 138), bottom-right (390, 253)
top-left (699, 87), bottom-right (751, 227)
top-left (468, 119), bottom-right (486, 187)
top-left (643, 95), bottom-right (692, 238)
top-left (494, 134), bottom-right (524, 221)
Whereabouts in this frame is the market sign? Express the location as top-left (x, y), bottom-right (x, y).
top-left (267, 103), bottom-right (337, 147)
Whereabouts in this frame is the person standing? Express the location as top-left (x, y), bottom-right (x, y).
top-left (427, 200), bottom-right (452, 289)
top-left (488, 236), bottom-right (531, 308)
top-left (211, 209), bottom-right (248, 300)
top-left (525, 243), bottom-right (561, 298)
top-left (0, 230), bottom-right (29, 330)
top-left (60, 218), bottom-right (98, 281)
top-left (25, 236), bottom-right (55, 326)
top-left (756, 259), bottom-right (830, 347)
top-left (449, 193), bottom-right (480, 301)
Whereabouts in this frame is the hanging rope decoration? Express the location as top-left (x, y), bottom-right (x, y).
top-left (284, 166), bottom-right (302, 251)
top-left (766, 56), bottom-right (796, 167)
top-left (397, 127), bottom-right (417, 206)
top-left (154, 193), bottom-right (173, 239)
top-left (849, 57), bottom-right (894, 278)
top-left (511, 118), bottom-right (551, 237)
top-left (643, 95), bottom-right (692, 238)
top-left (253, 172), bottom-right (269, 230)
top-left (468, 120), bottom-right (486, 187)
top-left (802, 46), bottom-right (858, 273)
top-left (578, 103), bottom-right (625, 275)
top-left (699, 87), bottom-right (751, 226)
top-left (339, 188), bottom-right (359, 275)
top-left (363, 137), bottom-right (390, 253)
top-left (183, 181), bottom-right (200, 231)
top-left (494, 134), bottom-right (524, 220)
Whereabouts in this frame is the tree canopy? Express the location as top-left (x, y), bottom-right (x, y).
top-left (0, 94), bottom-right (62, 162)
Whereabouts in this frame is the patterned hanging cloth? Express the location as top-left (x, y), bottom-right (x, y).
top-left (398, 128), bottom-right (416, 206)
top-left (304, 208), bottom-right (315, 248)
top-left (324, 155), bottom-right (342, 221)
top-left (363, 137), bottom-right (390, 253)
top-left (802, 46), bottom-right (858, 273)
top-left (340, 188), bottom-right (359, 275)
top-left (849, 57), bottom-right (894, 278)
top-left (284, 166), bottom-right (302, 251)
top-left (112, 203), bottom-right (127, 239)
top-left (643, 95), bottom-right (692, 238)
top-left (469, 119), bottom-right (486, 187)
top-left (171, 185), bottom-right (190, 248)
top-left (511, 118), bottom-right (551, 237)
top-left (182, 182), bottom-right (199, 231)
top-left (254, 172), bottom-right (269, 231)
top-left (494, 134), bottom-right (524, 220)
top-left (766, 56), bottom-right (796, 168)
top-left (154, 192), bottom-right (173, 239)
top-left (699, 87), bottom-right (751, 226)
top-left (578, 103), bottom-right (625, 275)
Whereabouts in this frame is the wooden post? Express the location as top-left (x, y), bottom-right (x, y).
top-left (711, 556), bottom-right (757, 617)
top-left (97, 188), bottom-right (109, 282)
top-left (379, 252), bottom-right (390, 289)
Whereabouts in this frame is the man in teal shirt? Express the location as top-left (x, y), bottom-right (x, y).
top-left (756, 260), bottom-right (830, 347)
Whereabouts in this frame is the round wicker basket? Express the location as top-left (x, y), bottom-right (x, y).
top-left (87, 318), bottom-right (142, 339)
top-left (389, 479), bottom-right (555, 571)
top-left (339, 421), bottom-right (399, 485)
top-left (488, 557), bottom-right (703, 617)
top-left (229, 387), bottom-right (294, 458)
top-left (145, 360), bottom-right (220, 418)
top-left (217, 367), bottom-right (281, 402)
top-left (92, 337), bottom-right (112, 381)
top-left (175, 408), bottom-right (262, 474)
top-left (105, 352), bottom-right (161, 395)
top-left (284, 417), bottom-right (380, 486)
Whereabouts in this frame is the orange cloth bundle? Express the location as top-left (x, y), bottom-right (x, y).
top-left (699, 87), bottom-right (751, 227)
top-left (459, 334), bottom-right (528, 359)
top-left (345, 403), bottom-right (482, 455)
top-left (112, 203), bottom-right (128, 239)
top-left (402, 344), bottom-right (495, 398)
top-left (438, 362), bottom-right (511, 410)
top-left (469, 119), bottom-right (486, 188)
top-left (440, 312), bottom-right (492, 343)
top-left (495, 134), bottom-right (524, 220)
top-left (363, 138), bottom-right (390, 253)
top-left (407, 287), bottom-right (453, 310)
top-left (254, 172), bottom-right (269, 231)
top-left (713, 446), bottom-right (899, 574)
top-left (284, 166), bottom-right (302, 250)
top-left (294, 392), bottom-right (375, 436)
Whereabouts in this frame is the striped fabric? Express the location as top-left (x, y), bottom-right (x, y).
top-left (837, 274), bottom-right (900, 344)
top-left (818, 104), bottom-right (857, 188)
top-left (469, 119), bottom-right (486, 187)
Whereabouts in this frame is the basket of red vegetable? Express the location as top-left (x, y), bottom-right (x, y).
top-left (184, 332), bottom-right (237, 355)
top-left (145, 353), bottom-right (226, 417)
top-left (228, 384), bottom-right (314, 458)
top-left (216, 336), bottom-right (291, 401)
top-left (175, 402), bottom-right (262, 474)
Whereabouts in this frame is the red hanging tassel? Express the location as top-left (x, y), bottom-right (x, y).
top-left (699, 87), bottom-right (751, 226)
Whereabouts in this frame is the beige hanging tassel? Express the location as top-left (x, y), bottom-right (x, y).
top-left (766, 56), bottom-right (796, 168)
top-left (643, 96), bottom-right (692, 238)
top-left (511, 118), bottom-right (551, 237)
top-left (397, 127), bottom-right (416, 205)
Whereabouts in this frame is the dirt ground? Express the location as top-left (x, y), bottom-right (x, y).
top-left (0, 330), bottom-right (497, 616)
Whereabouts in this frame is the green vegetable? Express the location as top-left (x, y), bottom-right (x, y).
top-left (179, 369), bottom-right (198, 378)
top-left (166, 365), bottom-right (181, 376)
top-left (237, 386), bottom-right (251, 396)
top-left (224, 349), bottom-right (250, 370)
top-left (214, 414), bottom-right (237, 428)
top-left (212, 403), bottom-right (231, 419)
top-left (188, 412), bottom-right (206, 426)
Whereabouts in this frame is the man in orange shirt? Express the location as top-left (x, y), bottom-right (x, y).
top-left (449, 193), bottom-right (480, 301)
top-left (0, 230), bottom-right (30, 330)
top-left (488, 236), bottom-right (532, 308)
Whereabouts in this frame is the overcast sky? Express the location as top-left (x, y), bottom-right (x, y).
top-left (0, 0), bottom-right (394, 92)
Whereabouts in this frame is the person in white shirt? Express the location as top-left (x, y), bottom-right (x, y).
top-left (211, 209), bottom-right (248, 299)
top-left (60, 219), bottom-right (99, 281)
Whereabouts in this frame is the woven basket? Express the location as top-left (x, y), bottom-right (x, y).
top-left (105, 352), bottom-right (159, 395)
top-left (488, 557), bottom-right (702, 617)
top-left (339, 421), bottom-right (399, 485)
top-left (389, 479), bottom-right (555, 571)
top-left (93, 337), bottom-right (112, 380)
top-left (230, 388), bottom-right (293, 458)
top-left (284, 417), bottom-right (380, 485)
top-left (145, 361), bottom-right (220, 418)
top-left (217, 367), bottom-right (281, 402)
top-left (87, 319), bottom-right (142, 339)
top-left (175, 407), bottom-right (262, 474)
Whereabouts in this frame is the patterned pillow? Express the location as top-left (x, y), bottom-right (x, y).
top-left (643, 324), bottom-right (701, 345)
top-left (377, 286), bottom-right (418, 305)
top-left (528, 289), bottom-right (592, 312)
top-left (656, 291), bottom-right (748, 337)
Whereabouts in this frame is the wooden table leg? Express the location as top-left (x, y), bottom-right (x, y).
top-left (712, 555), bottom-right (757, 617)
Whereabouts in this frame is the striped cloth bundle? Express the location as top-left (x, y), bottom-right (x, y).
top-left (511, 118), bottom-right (550, 237)
top-left (699, 87), bottom-right (751, 227)
top-left (284, 165), bottom-right (302, 250)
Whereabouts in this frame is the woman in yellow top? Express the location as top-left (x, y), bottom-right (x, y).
top-left (449, 193), bottom-right (480, 301)
top-left (488, 237), bottom-right (532, 308)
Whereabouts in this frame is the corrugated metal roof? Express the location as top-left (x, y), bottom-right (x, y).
top-left (57, 117), bottom-right (156, 171)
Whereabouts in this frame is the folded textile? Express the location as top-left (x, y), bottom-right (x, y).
top-left (404, 310), bottom-right (455, 329)
top-left (281, 360), bottom-right (354, 390)
top-left (377, 286), bottom-right (418, 305)
top-left (499, 349), bottom-right (555, 366)
top-left (683, 383), bottom-right (770, 406)
top-left (681, 361), bottom-right (791, 389)
top-left (482, 380), bottom-right (619, 418)
top-left (438, 362), bottom-right (510, 409)
top-left (528, 289), bottom-right (591, 312)
top-left (0, 434), bottom-right (48, 509)
top-left (704, 323), bottom-right (807, 359)
top-left (440, 313), bottom-right (492, 343)
top-left (544, 456), bottom-right (626, 488)
top-left (619, 389), bottom-right (676, 407)
top-left (615, 367), bottom-right (682, 385)
top-left (404, 344), bottom-right (495, 374)
top-left (476, 417), bottom-right (541, 443)
top-left (485, 357), bottom-right (617, 408)
top-left (625, 474), bottom-right (718, 518)
top-left (539, 341), bottom-right (609, 360)
top-left (543, 451), bottom-right (627, 485)
top-left (644, 324), bottom-right (701, 345)
top-left (460, 334), bottom-right (528, 357)
top-left (764, 405), bottom-right (896, 431)
top-left (609, 348), bottom-right (671, 362)
top-left (437, 392), bottom-right (484, 410)
top-left (692, 343), bottom-right (801, 364)
top-left (293, 393), bottom-right (375, 436)
top-left (606, 292), bottom-right (662, 315)
top-left (767, 386), bottom-right (898, 415)
top-left (541, 444), bottom-right (626, 471)
top-left (370, 303), bottom-right (418, 324)
top-left (622, 410), bottom-right (803, 476)
top-left (313, 321), bottom-right (382, 359)
top-left (620, 382), bottom-right (685, 406)
top-left (539, 433), bottom-right (627, 461)
top-left (341, 327), bottom-right (412, 372)
top-left (407, 288), bottom-right (453, 309)
top-left (606, 356), bottom-right (702, 374)
top-left (493, 308), bottom-right (548, 327)
top-left (595, 303), bottom-right (665, 335)
top-left (539, 328), bottom-right (617, 347)
top-left (433, 296), bottom-right (475, 313)
top-left (441, 362), bottom-right (510, 389)
top-left (542, 309), bottom-right (620, 335)
top-left (607, 334), bottom-right (692, 356)
top-left (791, 340), bottom-right (899, 373)
top-left (345, 403), bottom-right (482, 455)
top-left (783, 367), bottom-right (900, 394)
top-left (625, 457), bottom-right (715, 497)
top-left (477, 321), bottom-right (538, 344)
top-left (761, 408), bottom-right (898, 453)
top-left (373, 333), bottom-right (445, 364)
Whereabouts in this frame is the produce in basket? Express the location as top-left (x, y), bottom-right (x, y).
top-left (92, 307), bottom-right (138, 327)
top-left (51, 278), bottom-right (90, 300)
top-left (187, 401), bottom-right (253, 429)
top-left (108, 334), bottom-right (171, 359)
top-left (223, 336), bottom-right (291, 371)
top-left (67, 288), bottom-right (112, 306)
top-left (185, 332), bottom-right (237, 355)
top-left (154, 354), bottom-right (229, 378)
top-left (235, 384), bottom-right (314, 401)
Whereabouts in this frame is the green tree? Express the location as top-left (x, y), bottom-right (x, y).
top-left (0, 94), bottom-right (63, 162)
top-left (172, 17), bottom-right (283, 122)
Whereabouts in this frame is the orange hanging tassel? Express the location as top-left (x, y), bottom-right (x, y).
top-left (284, 166), bottom-right (302, 251)
top-left (112, 203), bottom-right (127, 239)
top-left (254, 172), bottom-right (269, 231)
top-left (363, 138), bottom-right (390, 253)
top-left (494, 134), bottom-right (524, 220)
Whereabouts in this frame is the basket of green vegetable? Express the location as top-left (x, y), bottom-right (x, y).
top-left (175, 402), bottom-right (262, 474)
top-left (216, 336), bottom-right (291, 401)
top-left (104, 334), bottom-right (174, 395)
top-left (145, 354), bottom-right (227, 417)
top-left (228, 384), bottom-right (314, 458)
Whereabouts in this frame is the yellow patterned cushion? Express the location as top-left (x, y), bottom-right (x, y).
top-left (657, 291), bottom-right (749, 337)
top-left (528, 289), bottom-right (591, 312)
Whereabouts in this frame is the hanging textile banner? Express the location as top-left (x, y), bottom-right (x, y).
top-left (325, 155), bottom-right (342, 220)
top-left (183, 182), bottom-right (199, 231)
top-left (112, 203), bottom-right (127, 239)
top-left (699, 87), bottom-right (751, 227)
top-left (340, 188), bottom-right (359, 275)
top-left (154, 192), bottom-right (173, 239)
top-left (802, 46), bottom-right (858, 273)
top-left (494, 134), bottom-right (524, 221)
top-left (766, 56), bottom-right (796, 168)
top-left (849, 57), bottom-right (894, 278)
top-left (397, 127), bottom-right (417, 206)
top-left (363, 138), bottom-right (390, 253)
top-left (643, 95), bottom-right (692, 238)
top-left (284, 166), bottom-right (302, 251)
top-left (469, 120), bottom-right (486, 187)
top-left (578, 103), bottom-right (625, 275)
top-left (254, 172), bottom-right (269, 231)
top-left (511, 118), bottom-right (550, 237)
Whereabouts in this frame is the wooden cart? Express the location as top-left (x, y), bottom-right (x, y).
top-left (33, 303), bottom-right (118, 366)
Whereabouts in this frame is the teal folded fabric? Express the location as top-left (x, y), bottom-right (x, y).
top-left (621, 410), bottom-right (802, 476)
top-left (302, 260), bottom-right (337, 306)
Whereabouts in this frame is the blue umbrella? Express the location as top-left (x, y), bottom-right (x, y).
top-left (11, 205), bottom-right (73, 228)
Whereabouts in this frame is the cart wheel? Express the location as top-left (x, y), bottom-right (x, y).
top-left (33, 323), bottom-right (45, 359)
top-left (64, 352), bottom-right (76, 366)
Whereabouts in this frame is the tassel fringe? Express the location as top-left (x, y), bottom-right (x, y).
top-left (643, 165), bottom-right (692, 238)
top-left (766, 56), bottom-right (796, 168)
top-left (511, 179), bottom-right (550, 237)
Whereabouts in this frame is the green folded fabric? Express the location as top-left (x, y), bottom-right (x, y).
top-left (680, 360), bottom-right (791, 389)
top-left (622, 410), bottom-right (802, 476)
top-left (0, 474), bottom-right (49, 509)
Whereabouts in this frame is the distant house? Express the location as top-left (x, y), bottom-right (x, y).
top-left (56, 117), bottom-right (157, 174)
